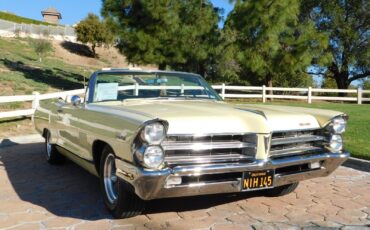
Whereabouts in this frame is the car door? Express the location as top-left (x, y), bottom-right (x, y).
top-left (56, 99), bottom-right (88, 160)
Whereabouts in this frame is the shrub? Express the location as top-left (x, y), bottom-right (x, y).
top-left (31, 39), bottom-right (53, 62)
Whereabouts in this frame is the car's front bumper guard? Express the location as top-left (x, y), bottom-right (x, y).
top-left (115, 152), bottom-right (349, 200)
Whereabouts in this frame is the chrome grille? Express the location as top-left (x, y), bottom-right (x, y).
top-left (269, 129), bottom-right (326, 158)
top-left (163, 134), bottom-right (257, 166)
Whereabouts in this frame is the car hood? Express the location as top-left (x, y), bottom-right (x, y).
top-left (89, 100), bottom-right (344, 134)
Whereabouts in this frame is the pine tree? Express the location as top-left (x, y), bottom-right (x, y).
top-left (224, 0), bottom-right (328, 88)
top-left (101, 0), bottom-right (219, 74)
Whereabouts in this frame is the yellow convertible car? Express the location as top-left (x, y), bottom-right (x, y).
top-left (34, 69), bottom-right (349, 218)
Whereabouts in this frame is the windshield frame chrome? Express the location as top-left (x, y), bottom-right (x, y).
top-left (86, 69), bottom-right (222, 104)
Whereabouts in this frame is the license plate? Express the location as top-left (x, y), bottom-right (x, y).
top-left (242, 170), bottom-right (274, 190)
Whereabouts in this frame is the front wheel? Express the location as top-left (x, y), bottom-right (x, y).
top-left (264, 182), bottom-right (299, 197)
top-left (99, 146), bottom-right (144, 219)
top-left (44, 131), bottom-right (65, 165)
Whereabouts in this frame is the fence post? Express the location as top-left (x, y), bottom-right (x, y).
top-left (180, 84), bottom-right (185, 95)
top-left (308, 86), bottom-right (312, 104)
top-left (357, 88), bottom-right (362, 105)
top-left (221, 83), bottom-right (225, 99)
top-left (32, 92), bottom-right (40, 121)
top-left (262, 85), bottom-right (266, 103)
top-left (134, 83), bottom-right (139, 96)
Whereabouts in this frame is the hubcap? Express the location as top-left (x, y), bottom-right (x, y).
top-left (46, 135), bottom-right (52, 158)
top-left (104, 153), bottom-right (118, 204)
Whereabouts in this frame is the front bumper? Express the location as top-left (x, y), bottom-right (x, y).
top-left (115, 152), bottom-right (349, 200)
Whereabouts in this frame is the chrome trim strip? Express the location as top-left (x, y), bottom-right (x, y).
top-left (271, 135), bottom-right (326, 145)
top-left (165, 154), bottom-right (253, 165)
top-left (162, 141), bottom-right (255, 151)
top-left (269, 146), bottom-right (324, 156)
top-left (270, 128), bottom-right (320, 133)
top-left (166, 132), bottom-right (257, 137)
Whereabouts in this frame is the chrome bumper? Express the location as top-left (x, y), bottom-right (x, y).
top-left (115, 152), bottom-right (349, 200)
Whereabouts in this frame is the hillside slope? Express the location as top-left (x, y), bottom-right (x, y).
top-left (0, 37), bottom-right (155, 96)
top-left (0, 37), bottom-right (155, 137)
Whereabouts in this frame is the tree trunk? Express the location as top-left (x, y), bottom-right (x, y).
top-left (265, 74), bottom-right (273, 101)
top-left (334, 71), bottom-right (349, 97)
top-left (91, 44), bottom-right (96, 57)
top-left (198, 63), bottom-right (206, 78)
top-left (158, 63), bottom-right (166, 70)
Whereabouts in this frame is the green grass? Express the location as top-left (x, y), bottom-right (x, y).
top-left (0, 11), bottom-right (52, 26)
top-left (237, 101), bottom-right (370, 160)
top-left (0, 37), bottom-right (93, 97)
top-left (0, 37), bottom-right (97, 135)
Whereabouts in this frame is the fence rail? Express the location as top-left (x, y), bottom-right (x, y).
top-left (0, 85), bottom-right (368, 120)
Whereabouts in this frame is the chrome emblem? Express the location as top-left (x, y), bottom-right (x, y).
top-left (299, 122), bottom-right (311, 126)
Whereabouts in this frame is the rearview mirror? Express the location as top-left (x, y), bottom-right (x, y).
top-left (71, 95), bottom-right (81, 106)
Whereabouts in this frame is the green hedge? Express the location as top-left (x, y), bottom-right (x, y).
top-left (0, 12), bottom-right (52, 26)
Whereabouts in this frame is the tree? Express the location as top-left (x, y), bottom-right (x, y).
top-left (101, 0), bottom-right (220, 74)
top-left (224, 0), bottom-right (328, 89)
top-left (75, 13), bottom-right (113, 57)
top-left (302, 0), bottom-right (370, 89)
top-left (32, 39), bottom-right (52, 62)
top-left (362, 79), bottom-right (370, 89)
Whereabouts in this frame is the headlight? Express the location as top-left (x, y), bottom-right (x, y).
top-left (330, 117), bottom-right (347, 134)
top-left (329, 134), bottom-right (343, 152)
top-left (143, 146), bottom-right (164, 169)
top-left (141, 122), bottom-right (165, 145)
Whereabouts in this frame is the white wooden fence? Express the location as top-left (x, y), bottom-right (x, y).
top-left (0, 85), bottom-right (369, 119)
top-left (213, 84), bottom-right (370, 104)
top-left (0, 89), bottom-right (84, 119)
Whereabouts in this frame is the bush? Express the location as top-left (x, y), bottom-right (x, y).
top-left (31, 39), bottom-right (52, 62)
top-left (75, 13), bottom-right (113, 57)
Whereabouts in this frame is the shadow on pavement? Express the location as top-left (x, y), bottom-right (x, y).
top-left (0, 139), bottom-right (18, 147)
top-left (0, 143), bottom-right (259, 220)
top-left (343, 159), bottom-right (370, 173)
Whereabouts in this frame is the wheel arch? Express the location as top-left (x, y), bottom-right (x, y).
top-left (92, 140), bottom-right (114, 175)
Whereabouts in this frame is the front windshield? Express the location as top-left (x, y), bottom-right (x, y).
top-left (92, 72), bottom-right (222, 102)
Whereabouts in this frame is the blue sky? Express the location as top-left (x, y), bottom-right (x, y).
top-left (0, 0), bottom-right (233, 26)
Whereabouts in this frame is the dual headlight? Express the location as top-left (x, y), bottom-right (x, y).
top-left (327, 116), bottom-right (347, 152)
top-left (135, 122), bottom-right (166, 169)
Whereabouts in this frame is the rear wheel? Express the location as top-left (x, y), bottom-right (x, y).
top-left (264, 182), bottom-right (299, 197)
top-left (99, 146), bottom-right (144, 219)
top-left (44, 131), bottom-right (65, 164)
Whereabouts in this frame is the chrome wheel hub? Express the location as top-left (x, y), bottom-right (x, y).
top-left (103, 153), bottom-right (118, 204)
top-left (46, 136), bottom-right (52, 158)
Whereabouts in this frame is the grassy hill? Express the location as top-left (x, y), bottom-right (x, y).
top-left (0, 11), bottom-right (52, 26)
top-left (0, 38), bottom-right (89, 97)
top-left (0, 37), bottom-right (138, 97)
top-left (0, 36), bottom-right (154, 137)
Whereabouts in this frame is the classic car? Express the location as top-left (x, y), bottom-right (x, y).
top-left (34, 69), bottom-right (349, 218)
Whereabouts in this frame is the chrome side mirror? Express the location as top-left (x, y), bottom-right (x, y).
top-left (71, 95), bottom-right (81, 106)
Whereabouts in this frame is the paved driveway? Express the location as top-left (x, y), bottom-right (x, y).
top-left (0, 143), bottom-right (369, 230)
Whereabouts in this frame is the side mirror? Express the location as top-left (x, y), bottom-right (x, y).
top-left (71, 95), bottom-right (81, 106)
